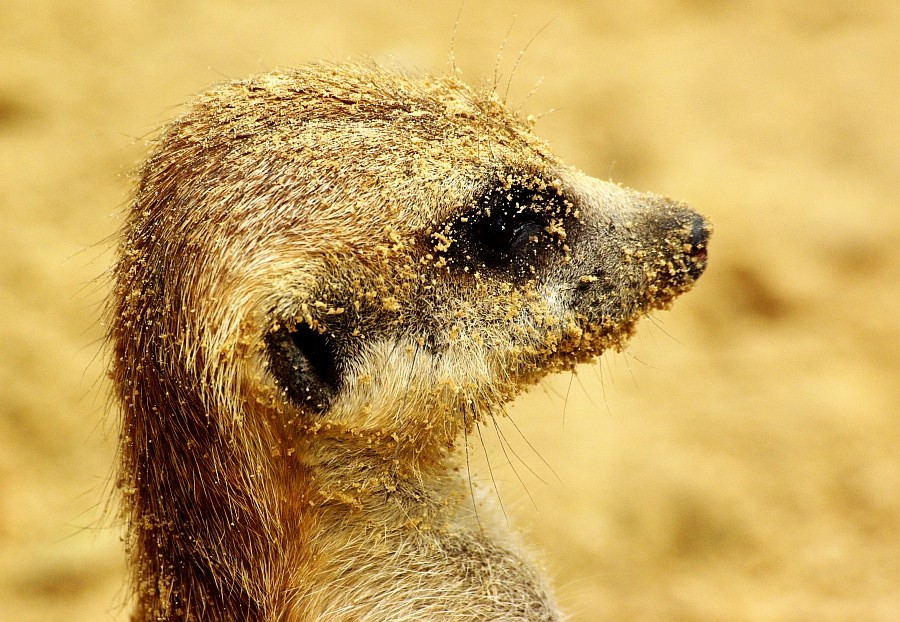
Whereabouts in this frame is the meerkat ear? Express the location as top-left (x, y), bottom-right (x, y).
top-left (266, 324), bottom-right (340, 412)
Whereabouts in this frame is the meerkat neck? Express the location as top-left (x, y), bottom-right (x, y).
top-left (292, 414), bottom-right (476, 529)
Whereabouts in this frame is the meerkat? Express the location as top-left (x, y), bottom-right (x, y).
top-left (110, 62), bottom-right (710, 621)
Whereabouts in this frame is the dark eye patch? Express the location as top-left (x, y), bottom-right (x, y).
top-left (475, 200), bottom-right (545, 257)
top-left (433, 177), bottom-right (571, 282)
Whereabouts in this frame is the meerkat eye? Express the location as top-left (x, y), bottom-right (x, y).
top-left (477, 205), bottom-right (544, 255)
top-left (433, 178), bottom-right (569, 282)
top-left (473, 181), bottom-right (555, 258)
top-left (266, 324), bottom-right (341, 412)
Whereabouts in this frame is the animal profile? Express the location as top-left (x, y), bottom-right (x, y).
top-left (110, 62), bottom-right (710, 621)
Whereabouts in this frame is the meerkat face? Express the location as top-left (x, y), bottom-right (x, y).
top-left (237, 70), bottom-right (710, 438)
top-left (263, 168), bottom-right (708, 433)
top-left (117, 64), bottom-right (708, 446)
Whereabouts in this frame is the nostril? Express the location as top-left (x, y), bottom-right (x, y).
top-left (683, 214), bottom-right (711, 278)
top-left (688, 214), bottom-right (709, 251)
top-left (685, 214), bottom-right (710, 261)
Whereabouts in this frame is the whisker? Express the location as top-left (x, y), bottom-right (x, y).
top-left (531, 106), bottom-right (562, 123)
top-left (462, 404), bottom-right (483, 533)
top-left (624, 348), bottom-right (653, 372)
top-left (491, 414), bottom-right (538, 510)
top-left (474, 413), bottom-right (508, 527)
top-left (539, 377), bottom-right (566, 401)
top-left (561, 370), bottom-right (575, 427)
top-left (494, 417), bottom-right (547, 487)
top-left (573, 367), bottom-right (600, 413)
top-left (646, 312), bottom-right (681, 344)
top-left (504, 18), bottom-right (555, 104)
top-left (493, 18), bottom-right (516, 94)
top-left (447, 1), bottom-right (464, 75)
top-left (515, 75), bottom-right (544, 116)
top-left (503, 405), bottom-right (562, 485)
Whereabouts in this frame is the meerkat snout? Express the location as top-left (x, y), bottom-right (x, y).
top-left (111, 62), bottom-right (710, 621)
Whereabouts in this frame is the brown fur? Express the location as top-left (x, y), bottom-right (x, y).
top-left (110, 62), bottom-right (709, 621)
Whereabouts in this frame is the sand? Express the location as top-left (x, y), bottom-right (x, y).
top-left (1, 1), bottom-right (897, 620)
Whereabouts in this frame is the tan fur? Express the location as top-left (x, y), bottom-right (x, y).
top-left (110, 62), bottom-right (709, 621)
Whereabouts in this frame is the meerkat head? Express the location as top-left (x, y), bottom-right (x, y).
top-left (113, 62), bottom-right (709, 473)
top-left (111, 62), bottom-right (710, 618)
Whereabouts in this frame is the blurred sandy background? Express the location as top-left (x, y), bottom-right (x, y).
top-left (1, 1), bottom-right (897, 620)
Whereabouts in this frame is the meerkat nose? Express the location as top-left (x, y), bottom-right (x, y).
top-left (685, 213), bottom-right (711, 278)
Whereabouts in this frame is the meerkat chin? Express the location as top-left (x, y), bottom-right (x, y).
top-left (110, 62), bottom-right (710, 621)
